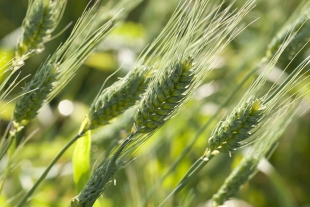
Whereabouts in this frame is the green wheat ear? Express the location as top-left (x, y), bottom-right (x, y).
top-left (133, 56), bottom-right (195, 134)
top-left (13, 64), bottom-right (58, 126)
top-left (88, 65), bottom-right (152, 130)
top-left (16, 0), bottom-right (67, 59)
top-left (212, 99), bottom-right (309, 207)
top-left (13, 2), bottom-right (118, 128)
top-left (206, 97), bottom-right (266, 155)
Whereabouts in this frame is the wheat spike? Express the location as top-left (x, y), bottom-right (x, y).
top-left (133, 56), bottom-right (195, 134)
top-left (206, 98), bottom-right (266, 155)
top-left (212, 100), bottom-right (309, 207)
top-left (13, 3), bottom-right (118, 127)
top-left (16, 0), bottom-right (67, 58)
top-left (14, 63), bottom-right (58, 125)
top-left (88, 66), bottom-right (152, 130)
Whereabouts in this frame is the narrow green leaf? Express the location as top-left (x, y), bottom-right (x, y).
top-left (73, 116), bottom-right (91, 193)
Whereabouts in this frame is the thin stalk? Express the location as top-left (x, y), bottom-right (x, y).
top-left (0, 136), bottom-right (15, 193)
top-left (0, 134), bottom-right (14, 161)
top-left (159, 155), bottom-right (214, 207)
top-left (16, 132), bottom-right (85, 207)
top-left (99, 134), bottom-right (134, 187)
top-left (143, 60), bottom-right (264, 204)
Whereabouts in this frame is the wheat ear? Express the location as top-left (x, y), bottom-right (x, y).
top-left (133, 57), bottom-right (195, 134)
top-left (72, 1), bottom-right (256, 205)
top-left (88, 66), bottom-right (152, 130)
top-left (13, 3), bottom-right (117, 128)
top-left (16, 0), bottom-right (67, 59)
top-left (206, 97), bottom-right (265, 155)
top-left (212, 100), bottom-right (309, 207)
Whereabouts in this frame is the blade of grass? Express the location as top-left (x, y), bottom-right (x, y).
top-left (73, 116), bottom-right (92, 193)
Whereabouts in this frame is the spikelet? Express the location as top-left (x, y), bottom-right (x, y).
top-left (212, 100), bottom-right (309, 207)
top-left (16, 0), bottom-right (67, 59)
top-left (13, 3), bottom-right (118, 127)
top-left (88, 65), bottom-right (152, 130)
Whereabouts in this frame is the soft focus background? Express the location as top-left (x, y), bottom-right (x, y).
top-left (1, 0), bottom-right (310, 206)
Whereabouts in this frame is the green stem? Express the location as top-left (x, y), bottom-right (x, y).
top-left (0, 133), bottom-right (15, 193)
top-left (99, 134), bottom-right (134, 188)
top-left (16, 132), bottom-right (85, 207)
top-left (159, 155), bottom-right (214, 207)
top-left (0, 126), bottom-right (18, 193)
top-left (0, 134), bottom-right (14, 161)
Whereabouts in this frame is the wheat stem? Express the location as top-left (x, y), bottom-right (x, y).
top-left (16, 132), bottom-right (85, 207)
top-left (158, 155), bottom-right (214, 207)
top-left (71, 133), bottom-right (134, 207)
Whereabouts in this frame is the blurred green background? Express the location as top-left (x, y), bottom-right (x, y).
top-left (1, 0), bottom-right (310, 206)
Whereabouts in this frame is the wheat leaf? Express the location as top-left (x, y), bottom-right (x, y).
top-left (73, 116), bottom-right (92, 193)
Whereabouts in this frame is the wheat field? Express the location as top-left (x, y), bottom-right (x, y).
top-left (0, 0), bottom-right (310, 206)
